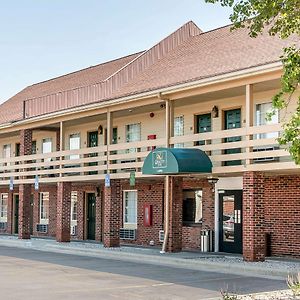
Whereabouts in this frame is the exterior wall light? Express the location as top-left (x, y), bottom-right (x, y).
top-left (212, 105), bottom-right (219, 118)
top-left (207, 176), bottom-right (219, 185)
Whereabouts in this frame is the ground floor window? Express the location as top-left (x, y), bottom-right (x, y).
top-left (70, 191), bottom-right (78, 235)
top-left (123, 190), bottom-right (137, 229)
top-left (39, 192), bottom-right (49, 224)
top-left (71, 191), bottom-right (78, 221)
top-left (0, 193), bottom-right (8, 222)
top-left (182, 190), bottom-right (202, 225)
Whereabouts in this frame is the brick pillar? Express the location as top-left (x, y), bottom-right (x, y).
top-left (56, 182), bottom-right (71, 242)
top-left (18, 129), bottom-right (32, 239)
top-left (6, 192), bottom-right (13, 234)
top-left (18, 184), bottom-right (31, 239)
top-left (243, 171), bottom-right (265, 262)
top-left (103, 180), bottom-right (121, 247)
top-left (20, 129), bottom-right (32, 156)
top-left (168, 176), bottom-right (183, 252)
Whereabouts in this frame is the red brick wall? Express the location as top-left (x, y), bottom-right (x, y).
top-left (182, 226), bottom-right (202, 250)
top-left (243, 171), bottom-right (265, 261)
top-left (119, 180), bottom-right (164, 247)
top-left (56, 182), bottom-right (71, 242)
top-left (264, 175), bottom-right (300, 258)
top-left (182, 178), bottom-right (215, 230)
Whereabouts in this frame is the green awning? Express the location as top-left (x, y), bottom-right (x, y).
top-left (142, 148), bottom-right (212, 175)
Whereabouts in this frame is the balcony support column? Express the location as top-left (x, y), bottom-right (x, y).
top-left (18, 129), bottom-right (33, 240)
top-left (245, 84), bottom-right (254, 165)
top-left (167, 176), bottom-right (183, 252)
top-left (106, 110), bottom-right (113, 173)
top-left (243, 171), bottom-right (265, 262)
top-left (56, 182), bottom-right (72, 242)
top-left (103, 180), bottom-right (121, 248)
top-left (59, 121), bottom-right (64, 177)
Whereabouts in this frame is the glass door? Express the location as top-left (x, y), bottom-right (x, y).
top-left (219, 190), bottom-right (243, 253)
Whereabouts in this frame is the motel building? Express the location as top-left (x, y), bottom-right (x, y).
top-left (0, 21), bottom-right (299, 262)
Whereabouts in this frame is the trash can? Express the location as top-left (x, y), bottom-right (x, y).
top-left (201, 229), bottom-right (214, 252)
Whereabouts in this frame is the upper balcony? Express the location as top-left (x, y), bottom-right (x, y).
top-left (0, 77), bottom-right (298, 186)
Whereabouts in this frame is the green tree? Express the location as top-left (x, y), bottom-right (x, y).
top-left (205, 0), bottom-right (300, 164)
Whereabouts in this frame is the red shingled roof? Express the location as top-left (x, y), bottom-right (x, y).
top-left (1, 21), bottom-right (298, 125)
top-left (111, 25), bottom-right (298, 99)
top-left (0, 51), bottom-right (143, 124)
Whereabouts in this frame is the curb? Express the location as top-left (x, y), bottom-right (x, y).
top-left (0, 239), bottom-right (295, 279)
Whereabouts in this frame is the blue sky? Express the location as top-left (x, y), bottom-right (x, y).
top-left (0, 0), bottom-right (232, 103)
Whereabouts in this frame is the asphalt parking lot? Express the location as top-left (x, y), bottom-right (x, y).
top-left (0, 246), bottom-right (286, 300)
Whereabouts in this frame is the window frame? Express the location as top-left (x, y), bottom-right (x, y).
top-left (174, 115), bottom-right (184, 148)
top-left (69, 133), bottom-right (81, 160)
top-left (0, 193), bottom-right (8, 222)
top-left (39, 192), bottom-right (49, 225)
top-left (123, 190), bottom-right (138, 229)
top-left (182, 189), bottom-right (203, 226)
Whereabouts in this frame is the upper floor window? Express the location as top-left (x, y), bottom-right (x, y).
top-left (0, 193), bottom-right (8, 222)
top-left (39, 192), bottom-right (49, 224)
top-left (69, 133), bottom-right (80, 160)
top-left (123, 190), bottom-right (137, 228)
top-left (3, 144), bottom-right (11, 159)
top-left (42, 138), bottom-right (52, 162)
top-left (126, 123), bottom-right (141, 153)
top-left (256, 102), bottom-right (279, 139)
top-left (174, 116), bottom-right (184, 148)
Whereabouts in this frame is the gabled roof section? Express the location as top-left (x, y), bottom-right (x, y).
top-left (0, 51), bottom-right (143, 125)
top-left (1, 21), bottom-right (202, 124)
top-left (112, 25), bottom-right (299, 99)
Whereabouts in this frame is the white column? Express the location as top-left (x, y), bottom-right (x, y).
top-left (245, 84), bottom-right (253, 166)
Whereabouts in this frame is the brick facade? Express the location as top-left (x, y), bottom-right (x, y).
top-left (1, 170), bottom-right (299, 259)
top-left (18, 184), bottom-right (31, 239)
top-left (243, 171), bottom-right (265, 262)
top-left (264, 175), bottom-right (300, 258)
top-left (168, 177), bottom-right (183, 252)
top-left (56, 182), bottom-right (71, 242)
top-left (103, 180), bottom-right (121, 247)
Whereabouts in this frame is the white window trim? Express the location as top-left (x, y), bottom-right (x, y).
top-left (39, 192), bottom-right (49, 225)
top-left (0, 193), bottom-right (8, 222)
top-left (123, 190), bottom-right (138, 229)
top-left (69, 133), bottom-right (81, 160)
top-left (70, 191), bottom-right (78, 225)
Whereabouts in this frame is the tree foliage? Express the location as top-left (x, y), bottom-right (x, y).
top-left (205, 0), bottom-right (300, 164)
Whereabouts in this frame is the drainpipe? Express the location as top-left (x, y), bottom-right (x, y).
top-left (159, 94), bottom-right (171, 254)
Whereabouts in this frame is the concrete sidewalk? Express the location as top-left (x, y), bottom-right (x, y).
top-left (0, 235), bottom-right (299, 279)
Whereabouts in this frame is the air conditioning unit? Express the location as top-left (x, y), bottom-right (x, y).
top-left (120, 228), bottom-right (136, 240)
top-left (253, 146), bottom-right (280, 163)
top-left (36, 224), bottom-right (48, 233)
top-left (159, 230), bottom-right (164, 243)
top-left (71, 225), bottom-right (77, 236)
top-left (0, 222), bottom-right (7, 230)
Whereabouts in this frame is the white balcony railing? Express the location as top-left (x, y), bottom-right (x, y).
top-left (0, 124), bottom-right (297, 186)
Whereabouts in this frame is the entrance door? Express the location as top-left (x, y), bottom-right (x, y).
top-left (196, 113), bottom-right (211, 146)
top-left (86, 193), bottom-right (96, 240)
top-left (14, 194), bottom-right (19, 234)
top-left (224, 109), bottom-right (241, 166)
top-left (219, 190), bottom-right (242, 253)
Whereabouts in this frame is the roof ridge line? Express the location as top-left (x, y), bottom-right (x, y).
top-left (28, 51), bottom-right (145, 88)
top-left (103, 21), bottom-right (202, 82)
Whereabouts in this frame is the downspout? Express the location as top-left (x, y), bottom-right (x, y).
top-left (159, 93), bottom-right (171, 254)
